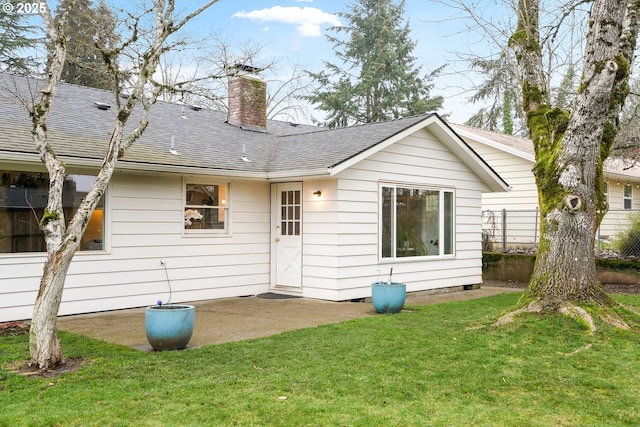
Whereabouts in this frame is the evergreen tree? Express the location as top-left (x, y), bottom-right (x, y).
top-left (612, 77), bottom-right (640, 159)
top-left (553, 64), bottom-right (576, 110)
top-left (55, 0), bottom-right (119, 90)
top-left (306, 0), bottom-right (443, 128)
top-left (502, 92), bottom-right (513, 135)
top-left (0, 10), bottom-right (39, 74)
top-left (464, 51), bottom-right (523, 135)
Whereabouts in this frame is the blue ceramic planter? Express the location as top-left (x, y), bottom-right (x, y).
top-left (145, 304), bottom-right (195, 350)
top-left (371, 282), bottom-right (406, 314)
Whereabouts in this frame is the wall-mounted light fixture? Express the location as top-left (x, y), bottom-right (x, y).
top-left (313, 190), bottom-right (322, 199)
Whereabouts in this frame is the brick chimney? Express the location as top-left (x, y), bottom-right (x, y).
top-left (227, 64), bottom-right (267, 132)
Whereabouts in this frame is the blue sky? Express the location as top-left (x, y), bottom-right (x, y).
top-left (30, 0), bottom-right (498, 123)
top-left (180, 0), bottom-right (496, 124)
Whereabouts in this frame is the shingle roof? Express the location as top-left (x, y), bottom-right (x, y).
top-left (271, 115), bottom-right (430, 171)
top-left (451, 123), bottom-right (535, 157)
top-left (0, 73), bottom-right (507, 193)
top-left (0, 73), bottom-right (441, 176)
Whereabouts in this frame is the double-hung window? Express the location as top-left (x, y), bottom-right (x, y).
top-left (624, 184), bottom-right (633, 210)
top-left (381, 184), bottom-right (454, 259)
top-left (184, 183), bottom-right (228, 232)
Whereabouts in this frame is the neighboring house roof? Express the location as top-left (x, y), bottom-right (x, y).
top-left (451, 123), bottom-right (535, 161)
top-left (0, 73), bottom-right (507, 191)
top-left (451, 123), bottom-right (640, 181)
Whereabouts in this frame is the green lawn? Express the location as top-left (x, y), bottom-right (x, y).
top-left (2, 292), bottom-right (640, 426)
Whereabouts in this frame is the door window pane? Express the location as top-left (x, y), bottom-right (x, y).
top-left (280, 189), bottom-right (301, 236)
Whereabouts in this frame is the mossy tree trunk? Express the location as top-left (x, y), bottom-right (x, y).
top-left (510, 0), bottom-right (640, 312)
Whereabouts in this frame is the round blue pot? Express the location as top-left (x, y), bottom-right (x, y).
top-left (371, 282), bottom-right (406, 314)
top-left (145, 304), bottom-right (195, 350)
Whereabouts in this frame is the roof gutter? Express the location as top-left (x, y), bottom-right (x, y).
top-left (266, 168), bottom-right (330, 180)
top-left (0, 150), bottom-right (334, 181)
top-left (0, 151), bottom-right (270, 180)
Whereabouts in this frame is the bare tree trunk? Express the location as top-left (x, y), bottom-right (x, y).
top-left (28, 0), bottom-right (220, 370)
top-left (27, 3), bottom-right (73, 369)
top-left (507, 0), bottom-right (640, 323)
top-left (30, 244), bottom-right (75, 367)
top-left (29, 119), bottom-right (124, 368)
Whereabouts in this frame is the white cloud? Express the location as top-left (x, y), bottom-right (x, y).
top-left (233, 6), bottom-right (340, 37)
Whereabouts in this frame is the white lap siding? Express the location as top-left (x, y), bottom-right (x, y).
top-left (0, 173), bottom-right (271, 322)
top-left (301, 128), bottom-right (489, 301)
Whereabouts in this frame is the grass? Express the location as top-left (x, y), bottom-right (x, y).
top-left (2, 292), bottom-right (640, 426)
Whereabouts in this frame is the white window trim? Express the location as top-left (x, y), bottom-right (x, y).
top-left (379, 182), bottom-right (455, 262)
top-left (182, 179), bottom-right (231, 236)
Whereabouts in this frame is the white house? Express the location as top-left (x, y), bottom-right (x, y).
top-left (452, 123), bottom-right (640, 246)
top-left (0, 72), bottom-right (508, 322)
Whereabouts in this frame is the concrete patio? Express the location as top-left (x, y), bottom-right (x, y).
top-left (54, 285), bottom-right (520, 351)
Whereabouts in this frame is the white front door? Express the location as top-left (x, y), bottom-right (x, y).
top-left (272, 183), bottom-right (303, 289)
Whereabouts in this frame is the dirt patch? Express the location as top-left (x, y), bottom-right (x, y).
top-left (0, 322), bottom-right (29, 337)
top-left (9, 357), bottom-right (85, 379)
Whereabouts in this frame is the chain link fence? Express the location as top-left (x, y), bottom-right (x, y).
top-left (481, 208), bottom-right (640, 259)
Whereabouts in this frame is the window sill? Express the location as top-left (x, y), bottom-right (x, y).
top-left (0, 249), bottom-right (110, 260)
top-left (380, 254), bottom-right (455, 263)
top-left (182, 231), bottom-right (232, 238)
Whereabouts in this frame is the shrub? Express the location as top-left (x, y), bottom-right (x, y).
top-left (615, 214), bottom-right (640, 258)
top-left (481, 229), bottom-right (494, 252)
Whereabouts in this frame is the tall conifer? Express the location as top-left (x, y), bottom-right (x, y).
top-left (306, 0), bottom-right (443, 128)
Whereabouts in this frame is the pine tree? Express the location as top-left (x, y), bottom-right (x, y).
top-left (464, 51), bottom-right (523, 135)
top-left (306, 0), bottom-right (443, 128)
top-left (502, 92), bottom-right (513, 135)
top-left (554, 64), bottom-right (576, 110)
top-left (55, 0), bottom-right (119, 90)
top-left (0, 10), bottom-right (39, 74)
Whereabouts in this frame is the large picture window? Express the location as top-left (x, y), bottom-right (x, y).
top-left (0, 170), bottom-right (104, 253)
top-left (381, 184), bottom-right (454, 259)
top-left (184, 183), bottom-right (228, 232)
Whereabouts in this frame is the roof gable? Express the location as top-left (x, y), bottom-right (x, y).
top-left (450, 122), bottom-right (640, 180)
